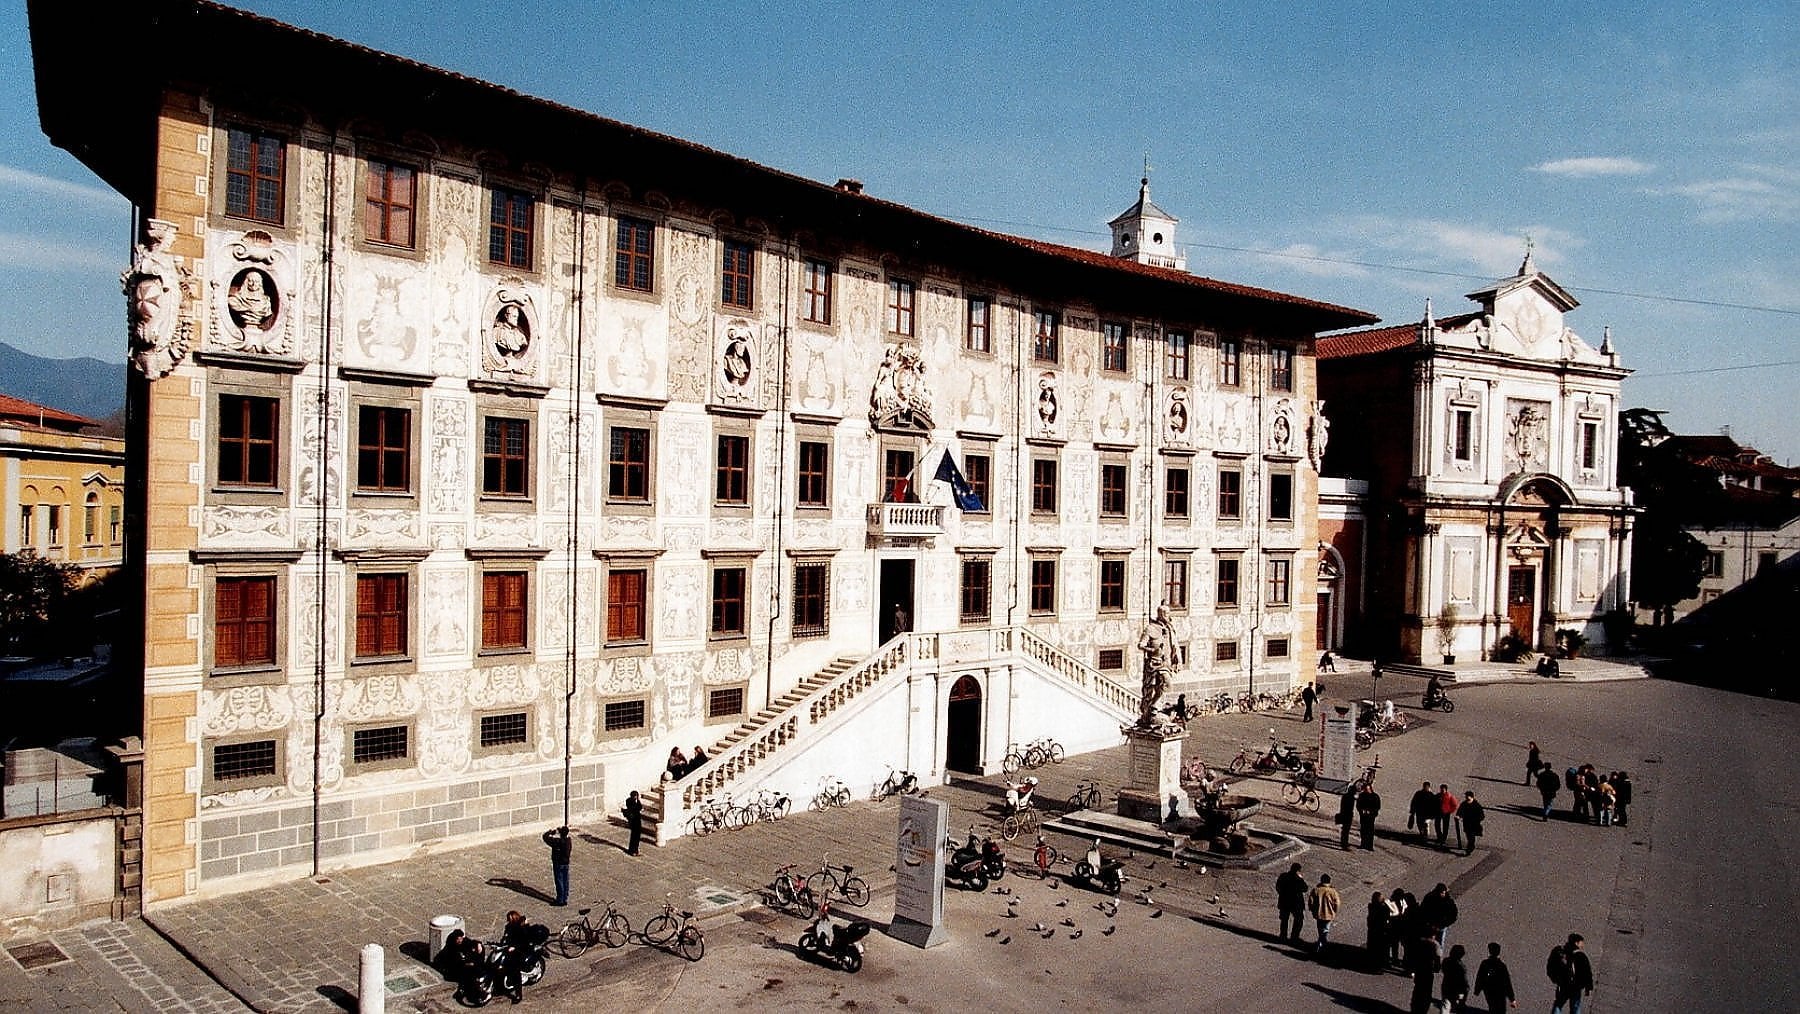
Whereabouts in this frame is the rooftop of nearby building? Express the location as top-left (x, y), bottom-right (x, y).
top-left (0, 392), bottom-right (101, 434)
top-left (30, 0), bottom-right (1377, 334)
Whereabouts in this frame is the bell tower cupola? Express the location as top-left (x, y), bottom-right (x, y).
top-left (1108, 157), bottom-right (1186, 271)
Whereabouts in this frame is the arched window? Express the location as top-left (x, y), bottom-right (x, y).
top-left (84, 492), bottom-right (100, 545)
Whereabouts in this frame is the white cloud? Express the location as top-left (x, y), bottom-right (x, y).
top-left (0, 164), bottom-right (127, 208)
top-left (1528, 157), bottom-right (1655, 178)
top-left (1245, 242), bottom-right (1372, 280)
top-left (1653, 165), bottom-right (1800, 224)
top-left (0, 231), bottom-right (121, 272)
top-left (1335, 215), bottom-right (1579, 278)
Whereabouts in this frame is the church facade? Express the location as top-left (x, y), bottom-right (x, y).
top-left (31, 1), bottom-right (1373, 902)
top-left (1317, 253), bottom-right (1635, 663)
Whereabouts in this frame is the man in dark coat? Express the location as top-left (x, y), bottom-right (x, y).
top-left (1356, 783), bottom-right (1382, 850)
top-left (1613, 770), bottom-right (1632, 826)
top-left (623, 791), bottom-right (644, 856)
top-left (1550, 933), bottom-right (1595, 1013)
top-left (1275, 863), bottom-right (1308, 943)
top-left (1419, 883), bottom-right (1458, 951)
top-left (1300, 683), bottom-right (1317, 723)
top-left (1409, 782), bottom-right (1437, 844)
top-left (1535, 764), bottom-right (1561, 820)
top-left (1458, 791), bottom-right (1486, 856)
top-left (1365, 891), bottom-right (1391, 971)
top-left (1406, 923), bottom-right (1442, 1014)
top-left (542, 826), bottom-right (572, 906)
top-left (1337, 785), bottom-right (1358, 849)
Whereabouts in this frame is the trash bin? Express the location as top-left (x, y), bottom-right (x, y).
top-left (428, 915), bottom-right (464, 962)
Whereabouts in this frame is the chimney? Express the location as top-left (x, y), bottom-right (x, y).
top-left (834, 178), bottom-right (864, 195)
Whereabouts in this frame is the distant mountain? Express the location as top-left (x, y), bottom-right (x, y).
top-left (0, 342), bottom-right (126, 423)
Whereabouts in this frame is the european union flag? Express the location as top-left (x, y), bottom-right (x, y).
top-left (933, 452), bottom-right (984, 512)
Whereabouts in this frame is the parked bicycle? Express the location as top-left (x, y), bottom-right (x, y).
top-left (1068, 779), bottom-right (1105, 810)
top-left (1025, 737), bottom-right (1065, 768)
top-left (810, 776), bottom-right (852, 811)
top-left (769, 864), bottom-right (819, 917)
top-left (556, 900), bottom-right (630, 957)
top-left (873, 766), bottom-right (924, 801)
top-left (642, 895), bottom-right (706, 961)
top-left (747, 788), bottom-right (792, 823)
top-left (1001, 805), bottom-right (1041, 842)
top-left (1030, 836), bottom-right (1065, 879)
top-left (686, 796), bottom-right (733, 837)
top-left (1281, 767), bottom-right (1320, 811)
top-left (812, 857), bottom-right (870, 907)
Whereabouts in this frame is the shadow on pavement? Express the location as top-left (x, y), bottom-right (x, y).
top-left (485, 876), bottom-right (557, 904)
top-left (315, 983), bottom-right (355, 1011)
top-left (1301, 981), bottom-right (1407, 1012)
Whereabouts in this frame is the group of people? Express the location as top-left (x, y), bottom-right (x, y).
top-left (1406, 781), bottom-right (1487, 854)
top-left (663, 745), bottom-right (711, 781)
top-left (440, 910), bottom-right (548, 1004)
top-left (1526, 742), bottom-right (1632, 826)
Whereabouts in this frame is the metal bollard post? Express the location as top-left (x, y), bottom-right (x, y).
top-left (359, 943), bottom-right (384, 1014)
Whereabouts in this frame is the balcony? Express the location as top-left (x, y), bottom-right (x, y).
top-left (866, 502), bottom-right (946, 539)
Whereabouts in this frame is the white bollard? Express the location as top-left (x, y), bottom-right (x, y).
top-left (359, 943), bottom-right (385, 1014)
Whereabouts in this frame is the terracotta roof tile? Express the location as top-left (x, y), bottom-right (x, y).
top-left (0, 392), bottom-right (98, 430)
top-left (1317, 312), bottom-right (1481, 360)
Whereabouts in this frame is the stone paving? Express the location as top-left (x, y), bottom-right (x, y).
top-left (0, 918), bottom-right (247, 1013)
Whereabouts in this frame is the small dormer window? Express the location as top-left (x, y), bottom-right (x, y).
top-left (1152, 232), bottom-right (1163, 244)
top-left (1122, 235), bottom-right (1133, 246)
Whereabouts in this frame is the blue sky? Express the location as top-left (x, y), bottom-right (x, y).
top-left (5, 1), bottom-right (1796, 461)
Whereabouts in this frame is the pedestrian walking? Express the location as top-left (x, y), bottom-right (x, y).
top-left (1409, 781), bottom-right (1437, 844)
top-left (1406, 924), bottom-right (1442, 1014)
top-left (1524, 741), bottom-right (1541, 785)
top-left (1338, 785), bottom-right (1358, 849)
top-left (1275, 863), bottom-right (1308, 943)
top-left (1458, 791), bottom-right (1485, 856)
top-left (1565, 766), bottom-right (1586, 820)
top-left (1547, 933), bottom-right (1595, 1014)
top-left (1473, 941), bottom-right (1517, 1012)
top-left (1301, 682), bottom-right (1317, 723)
top-left (542, 825), bottom-right (572, 906)
top-left (623, 790), bottom-right (644, 856)
top-left (1366, 891), bottom-right (1391, 970)
top-left (1307, 873), bottom-right (1342, 953)
top-left (1435, 783), bottom-right (1459, 848)
top-left (1441, 943), bottom-right (1470, 1012)
top-left (1535, 764), bottom-right (1560, 820)
top-left (1597, 776), bottom-right (1616, 826)
top-left (1419, 883), bottom-right (1457, 952)
top-left (1357, 782), bottom-right (1382, 850)
top-left (1614, 770), bottom-right (1632, 826)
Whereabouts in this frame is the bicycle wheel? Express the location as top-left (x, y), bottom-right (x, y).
top-left (1299, 788), bottom-right (1320, 812)
top-left (831, 786), bottom-right (850, 808)
top-left (794, 886), bottom-right (817, 919)
top-left (840, 876), bottom-right (870, 907)
top-left (1002, 752), bottom-right (1023, 778)
top-left (1281, 782), bottom-right (1303, 805)
top-left (1024, 747), bottom-right (1047, 769)
top-left (725, 806), bottom-right (750, 831)
top-left (678, 926), bottom-right (705, 962)
top-left (810, 792), bottom-right (830, 812)
top-left (1048, 742), bottom-right (1065, 764)
top-left (642, 914), bottom-right (674, 945)
top-left (1229, 755), bottom-right (1249, 774)
top-left (773, 879), bottom-right (795, 908)
top-left (771, 796), bottom-right (791, 820)
top-left (557, 921), bottom-right (590, 958)
top-left (1002, 814), bottom-right (1023, 841)
top-left (687, 814), bottom-right (713, 838)
top-left (600, 912), bottom-right (630, 949)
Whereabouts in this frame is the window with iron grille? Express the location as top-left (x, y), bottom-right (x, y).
top-left (1165, 557), bottom-right (1189, 610)
top-left (213, 740), bottom-right (277, 781)
top-left (967, 298), bottom-right (991, 353)
top-left (1032, 311), bottom-right (1059, 363)
top-left (479, 712), bottom-right (529, 748)
top-left (1165, 466), bottom-right (1190, 518)
top-left (1267, 557), bottom-right (1292, 605)
top-left (355, 574), bottom-right (408, 659)
top-left (615, 216), bottom-right (654, 291)
top-left (352, 725), bottom-right (409, 765)
top-left (357, 405), bottom-right (411, 493)
top-left (608, 426), bottom-right (650, 501)
top-left (964, 452), bottom-right (991, 511)
top-left (481, 572), bottom-right (528, 650)
top-left (218, 395), bottom-right (280, 487)
top-left (792, 561), bottom-right (829, 638)
top-left (1029, 557), bottom-right (1058, 615)
top-left (1031, 458), bottom-right (1058, 514)
top-left (1101, 321), bottom-right (1127, 373)
top-left (1216, 556), bottom-right (1241, 607)
top-left (364, 159), bottom-right (416, 247)
top-left (715, 434), bottom-right (749, 505)
top-left (959, 557), bottom-right (991, 625)
top-left (721, 240), bottom-right (754, 308)
top-left (1218, 338), bottom-right (1241, 387)
top-left (488, 187), bottom-right (534, 268)
top-left (1269, 473), bottom-right (1293, 521)
top-left (225, 127), bottom-right (284, 224)
top-left (1215, 641), bottom-right (1239, 662)
top-left (1100, 462), bottom-right (1128, 518)
top-left (708, 687), bottom-right (745, 720)
top-left (711, 566), bottom-right (746, 636)
top-left (1097, 648), bottom-right (1125, 671)
top-left (1217, 468), bottom-right (1242, 519)
top-left (1098, 558), bottom-right (1126, 612)
top-left (1166, 331), bottom-right (1190, 380)
top-left (887, 280), bottom-right (916, 336)
top-left (604, 699), bottom-right (647, 733)
top-left (215, 576), bottom-right (276, 669)
top-left (1267, 637), bottom-right (1291, 659)
top-left (804, 259), bottom-right (832, 324)
top-left (797, 440), bottom-right (829, 507)
top-left (1269, 344), bottom-right (1294, 391)
top-left (481, 417), bottom-right (529, 497)
top-left (607, 568), bottom-right (647, 643)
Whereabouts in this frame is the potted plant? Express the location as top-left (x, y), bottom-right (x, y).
top-left (1556, 627), bottom-right (1587, 659)
top-left (1435, 603), bottom-right (1460, 665)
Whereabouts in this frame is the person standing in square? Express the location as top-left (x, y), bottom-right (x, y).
top-left (542, 826), bottom-right (572, 906)
top-left (624, 791), bottom-right (644, 856)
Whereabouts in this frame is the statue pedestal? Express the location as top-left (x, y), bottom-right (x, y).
top-left (1116, 725), bottom-right (1190, 824)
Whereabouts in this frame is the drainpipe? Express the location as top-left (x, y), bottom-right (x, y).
top-left (562, 181), bottom-right (587, 830)
top-left (764, 227), bottom-right (793, 712)
top-left (311, 138), bottom-right (338, 877)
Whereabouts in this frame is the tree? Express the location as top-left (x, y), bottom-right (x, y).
top-left (0, 551), bottom-right (78, 657)
top-left (1617, 409), bottom-right (1725, 625)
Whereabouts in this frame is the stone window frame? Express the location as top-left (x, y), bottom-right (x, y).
top-left (719, 236), bottom-right (757, 312)
top-left (1096, 551), bottom-right (1128, 614)
top-left (1216, 464), bottom-right (1243, 521)
top-left (1028, 551), bottom-right (1061, 618)
top-left (887, 278), bottom-right (917, 337)
top-left (1031, 309), bottom-right (1061, 365)
top-left (1214, 640), bottom-right (1240, 664)
top-left (609, 210), bottom-right (662, 301)
top-left (705, 683), bottom-right (750, 726)
top-left (346, 719), bottom-right (416, 775)
top-left (801, 257), bottom-right (834, 327)
top-left (790, 554), bottom-right (833, 639)
top-left (712, 416), bottom-right (754, 514)
top-left (1218, 337), bottom-right (1243, 388)
top-left (1030, 454), bottom-right (1060, 516)
top-left (352, 147), bottom-right (429, 260)
top-left (957, 550), bottom-right (994, 627)
top-left (959, 434), bottom-right (997, 517)
top-left (1700, 550), bottom-right (1725, 579)
top-left (1097, 449), bottom-right (1131, 522)
top-left (598, 551), bottom-right (659, 656)
top-left (602, 403), bottom-right (660, 516)
top-left (474, 393), bottom-right (541, 512)
top-left (793, 422), bottom-right (834, 513)
top-left (966, 295), bottom-right (993, 355)
top-left (1165, 330), bottom-right (1191, 381)
top-left (212, 120), bottom-right (299, 235)
top-left (1100, 320), bottom-right (1128, 374)
top-left (880, 435), bottom-right (925, 504)
top-left (204, 561), bottom-right (291, 689)
top-left (349, 380), bottom-right (425, 508)
top-left (1164, 464), bottom-right (1190, 519)
top-left (202, 734), bottom-right (285, 795)
top-left (599, 695), bottom-right (650, 742)
top-left (340, 552), bottom-right (427, 677)
top-left (1215, 552), bottom-right (1243, 609)
top-left (1268, 342), bottom-right (1295, 392)
top-left (1266, 636), bottom-right (1292, 660)
top-left (1266, 552), bottom-right (1294, 607)
top-left (1096, 647), bottom-right (1126, 673)
top-left (484, 182), bottom-right (541, 274)
top-left (704, 549), bottom-right (758, 643)
top-left (1162, 551), bottom-right (1191, 612)
top-left (473, 708), bottom-right (534, 758)
top-left (206, 370), bottom-right (294, 506)
top-left (1268, 470), bottom-right (1295, 523)
top-left (472, 553), bottom-right (542, 662)
top-left (1446, 386), bottom-right (1481, 470)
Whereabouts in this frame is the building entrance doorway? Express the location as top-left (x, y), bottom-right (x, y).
top-left (1508, 566), bottom-right (1537, 643)
top-left (945, 675), bottom-right (982, 773)
top-left (878, 558), bottom-right (915, 644)
top-left (1315, 589), bottom-right (1334, 650)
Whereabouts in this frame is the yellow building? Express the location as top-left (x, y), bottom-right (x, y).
top-left (1, 393), bottom-right (125, 579)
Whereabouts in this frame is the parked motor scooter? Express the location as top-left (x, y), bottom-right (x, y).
top-left (799, 904), bottom-right (871, 973)
top-left (1068, 839), bottom-right (1128, 895)
top-left (451, 932), bottom-right (545, 1007)
top-left (945, 830), bottom-right (997, 891)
